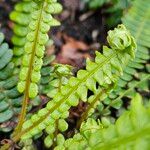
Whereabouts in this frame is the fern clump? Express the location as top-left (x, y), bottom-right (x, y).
top-left (1, 1), bottom-right (149, 149)
top-left (10, 25), bottom-right (136, 146)
top-left (60, 94), bottom-right (150, 150)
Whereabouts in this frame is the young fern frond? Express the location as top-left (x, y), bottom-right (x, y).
top-left (9, 25), bottom-right (136, 146)
top-left (107, 0), bottom-right (150, 104)
top-left (61, 94), bottom-right (150, 150)
top-left (46, 64), bottom-right (73, 98)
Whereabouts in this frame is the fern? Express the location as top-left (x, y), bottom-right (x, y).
top-left (0, 32), bottom-right (22, 131)
top-left (17, 0), bottom-right (62, 98)
top-left (0, 32), bottom-right (14, 120)
top-left (4, 25), bottom-right (136, 148)
top-left (38, 55), bottom-right (73, 98)
top-left (12, 0), bottom-right (62, 135)
top-left (39, 55), bottom-right (55, 95)
top-left (0, 1), bottom-right (149, 149)
top-left (107, 0), bottom-right (150, 106)
top-left (60, 94), bottom-right (150, 150)
top-left (0, 35), bottom-right (63, 133)
top-left (0, 55), bottom-right (56, 132)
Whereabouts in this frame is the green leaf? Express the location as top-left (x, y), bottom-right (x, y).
top-left (0, 109), bottom-right (14, 123)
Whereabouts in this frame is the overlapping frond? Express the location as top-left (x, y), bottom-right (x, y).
top-left (0, 32), bottom-right (54, 132)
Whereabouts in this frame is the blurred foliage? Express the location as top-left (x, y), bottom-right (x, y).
top-left (60, 94), bottom-right (150, 150)
top-left (83, 0), bottom-right (110, 9)
top-left (83, 0), bottom-right (133, 27)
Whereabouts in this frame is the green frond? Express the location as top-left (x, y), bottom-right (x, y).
top-left (15, 25), bottom-right (136, 145)
top-left (61, 94), bottom-right (150, 150)
top-left (0, 32), bottom-right (22, 131)
top-left (17, 0), bottom-right (62, 98)
top-left (107, 0), bottom-right (150, 108)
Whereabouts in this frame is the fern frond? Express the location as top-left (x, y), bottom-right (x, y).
top-left (101, 73), bottom-right (150, 113)
top-left (17, 0), bottom-right (62, 98)
top-left (108, 0), bottom-right (150, 103)
top-left (9, 25), bottom-right (136, 145)
top-left (0, 49), bottom-right (60, 132)
top-left (0, 32), bottom-right (21, 130)
top-left (61, 94), bottom-right (150, 150)
top-left (13, 0), bottom-right (62, 137)
top-left (38, 55), bottom-right (72, 98)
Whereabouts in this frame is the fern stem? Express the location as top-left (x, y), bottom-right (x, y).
top-left (76, 89), bottom-right (106, 129)
top-left (13, 1), bottom-right (45, 136)
top-left (53, 120), bottom-right (59, 148)
top-left (77, 84), bottom-right (114, 129)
